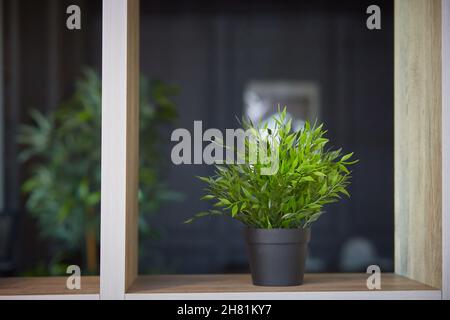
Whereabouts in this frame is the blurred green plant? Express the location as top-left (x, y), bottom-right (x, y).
top-left (18, 68), bottom-right (181, 275)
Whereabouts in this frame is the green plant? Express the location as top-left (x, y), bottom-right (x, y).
top-left (187, 108), bottom-right (357, 229)
top-left (18, 68), bottom-right (181, 274)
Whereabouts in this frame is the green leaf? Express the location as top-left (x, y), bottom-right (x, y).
top-left (196, 176), bottom-right (210, 183)
top-left (338, 164), bottom-right (350, 174)
top-left (339, 188), bottom-right (350, 198)
top-left (313, 171), bottom-right (326, 177)
top-left (300, 176), bottom-right (315, 183)
top-left (86, 192), bottom-right (100, 206)
top-left (266, 216), bottom-right (272, 229)
top-left (341, 152), bottom-right (354, 162)
top-left (183, 212), bottom-right (210, 224)
top-left (232, 204), bottom-right (239, 217)
top-left (241, 186), bottom-right (253, 199)
top-left (219, 198), bottom-right (232, 206)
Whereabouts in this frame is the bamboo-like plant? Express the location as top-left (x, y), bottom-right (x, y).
top-left (187, 108), bottom-right (357, 228)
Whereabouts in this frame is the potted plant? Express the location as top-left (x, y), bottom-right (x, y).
top-left (186, 108), bottom-right (357, 286)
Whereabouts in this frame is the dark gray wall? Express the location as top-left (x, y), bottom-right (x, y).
top-left (139, 0), bottom-right (394, 273)
top-left (2, 0), bottom-right (394, 274)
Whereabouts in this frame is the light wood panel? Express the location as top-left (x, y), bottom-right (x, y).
top-left (0, 0), bottom-right (4, 210)
top-left (125, 0), bottom-right (140, 294)
top-left (0, 276), bottom-right (99, 296)
top-left (100, 0), bottom-right (140, 300)
top-left (442, 0), bottom-right (450, 300)
top-left (126, 274), bottom-right (438, 300)
top-left (128, 274), bottom-right (436, 293)
top-left (95, 0), bottom-right (447, 300)
top-left (0, 275), bottom-right (439, 300)
top-left (395, 0), bottom-right (442, 288)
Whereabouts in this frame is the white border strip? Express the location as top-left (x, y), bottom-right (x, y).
top-left (0, 294), bottom-right (100, 300)
top-left (125, 290), bottom-right (441, 300)
top-left (0, 0), bottom-right (4, 210)
top-left (0, 290), bottom-right (440, 300)
top-left (442, 0), bottom-right (450, 301)
top-left (100, 0), bottom-right (129, 300)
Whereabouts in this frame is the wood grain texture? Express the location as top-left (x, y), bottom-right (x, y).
top-left (395, 0), bottom-right (442, 288)
top-left (442, 0), bottom-right (450, 300)
top-left (126, 291), bottom-right (440, 300)
top-left (100, 0), bottom-right (139, 300)
top-left (0, 0), bottom-right (4, 210)
top-left (0, 275), bottom-right (438, 300)
top-left (127, 274), bottom-right (436, 294)
top-left (0, 276), bottom-right (99, 296)
top-left (125, 0), bottom-right (140, 293)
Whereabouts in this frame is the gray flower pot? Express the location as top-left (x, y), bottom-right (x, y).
top-left (245, 227), bottom-right (311, 286)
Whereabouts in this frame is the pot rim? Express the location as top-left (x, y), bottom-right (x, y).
top-left (244, 227), bottom-right (311, 244)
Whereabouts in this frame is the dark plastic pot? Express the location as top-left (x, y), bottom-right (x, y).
top-left (244, 227), bottom-right (311, 286)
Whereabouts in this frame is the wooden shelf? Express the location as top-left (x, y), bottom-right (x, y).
top-left (126, 273), bottom-right (441, 300)
top-left (0, 276), bottom-right (99, 299)
top-left (94, 0), bottom-right (448, 299)
top-left (0, 273), bottom-right (441, 299)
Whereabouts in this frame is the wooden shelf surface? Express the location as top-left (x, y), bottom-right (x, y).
top-left (128, 273), bottom-right (437, 294)
top-left (0, 273), bottom-right (440, 299)
top-left (0, 276), bottom-right (99, 296)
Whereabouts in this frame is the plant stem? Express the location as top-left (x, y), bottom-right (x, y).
top-left (85, 207), bottom-right (97, 274)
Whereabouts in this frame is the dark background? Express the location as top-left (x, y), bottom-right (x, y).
top-left (0, 0), bottom-right (393, 275)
